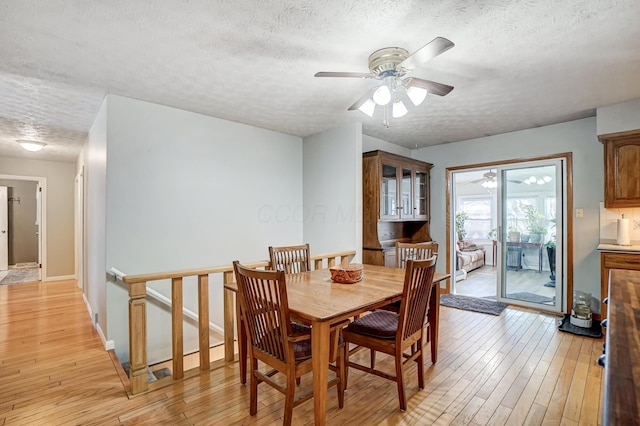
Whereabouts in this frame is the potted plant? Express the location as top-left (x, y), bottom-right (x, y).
top-left (523, 204), bottom-right (546, 243)
top-left (507, 214), bottom-right (521, 242)
top-left (455, 211), bottom-right (469, 241)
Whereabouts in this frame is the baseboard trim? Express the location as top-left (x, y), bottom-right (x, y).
top-left (45, 274), bottom-right (75, 282)
top-left (96, 322), bottom-right (115, 350)
top-left (82, 293), bottom-right (93, 321)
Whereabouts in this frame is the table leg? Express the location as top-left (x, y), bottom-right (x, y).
top-left (539, 246), bottom-right (543, 273)
top-left (311, 320), bottom-right (330, 426)
top-left (429, 283), bottom-right (440, 363)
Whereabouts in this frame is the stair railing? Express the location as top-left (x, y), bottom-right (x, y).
top-left (118, 250), bottom-right (356, 395)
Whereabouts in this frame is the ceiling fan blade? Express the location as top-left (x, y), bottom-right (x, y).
top-left (315, 71), bottom-right (372, 78)
top-left (348, 89), bottom-right (376, 111)
top-left (405, 77), bottom-right (454, 97)
top-left (399, 37), bottom-right (454, 70)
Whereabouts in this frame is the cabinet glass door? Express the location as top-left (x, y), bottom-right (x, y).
top-left (401, 168), bottom-right (412, 217)
top-left (381, 163), bottom-right (398, 219)
top-left (414, 171), bottom-right (428, 218)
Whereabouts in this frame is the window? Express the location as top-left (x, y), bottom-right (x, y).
top-left (459, 197), bottom-right (492, 240)
top-left (506, 198), bottom-right (536, 232)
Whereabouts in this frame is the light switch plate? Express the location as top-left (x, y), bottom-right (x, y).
top-left (576, 208), bottom-right (584, 218)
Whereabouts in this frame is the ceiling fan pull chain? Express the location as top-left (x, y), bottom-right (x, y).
top-left (383, 104), bottom-right (390, 128)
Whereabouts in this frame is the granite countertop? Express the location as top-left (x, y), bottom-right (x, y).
top-left (597, 241), bottom-right (640, 253)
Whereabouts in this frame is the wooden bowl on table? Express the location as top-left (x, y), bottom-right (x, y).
top-left (329, 264), bottom-right (364, 284)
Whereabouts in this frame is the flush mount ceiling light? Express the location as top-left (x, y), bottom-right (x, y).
top-left (315, 37), bottom-right (455, 128)
top-left (17, 140), bottom-right (46, 152)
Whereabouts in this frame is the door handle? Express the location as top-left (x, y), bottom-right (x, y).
top-left (1, 230), bottom-right (5, 234)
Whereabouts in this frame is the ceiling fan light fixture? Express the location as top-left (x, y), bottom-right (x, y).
top-left (482, 180), bottom-right (497, 189)
top-left (315, 36), bottom-right (454, 128)
top-left (358, 98), bottom-right (376, 117)
top-left (406, 86), bottom-right (428, 106)
top-left (392, 100), bottom-right (408, 118)
top-left (372, 85), bottom-right (391, 105)
top-left (17, 140), bottom-right (46, 152)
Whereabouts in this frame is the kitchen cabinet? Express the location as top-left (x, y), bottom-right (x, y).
top-left (363, 150), bottom-right (433, 266)
top-left (599, 130), bottom-right (640, 208)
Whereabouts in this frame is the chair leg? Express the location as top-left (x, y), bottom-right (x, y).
top-left (249, 357), bottom-right (258, 415)
top-left (417, 338), bottom-right (425, 389)
top-left (283, 372), bottom-right (297, 426)
top-left (395, 352), bottom-right (406, 411)
top-left (337, 344), bottom-right (345, 408)
top-left (370, 348), bottom-right (376, 369)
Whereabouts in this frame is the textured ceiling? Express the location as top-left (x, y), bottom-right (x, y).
top-left (1, 0), bottom-right (639, 162)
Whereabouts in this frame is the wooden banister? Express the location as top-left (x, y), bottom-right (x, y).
top-left (120, 249), bottom-right (356, 395)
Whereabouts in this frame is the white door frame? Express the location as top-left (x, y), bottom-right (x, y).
top-left (75, 168), bottom-right (85, 290)
top-left (494, 159), bottom-right (565, 312)
top-left (0, 186), bottom-right (7, 271)
top-left (0, 174), bottom-right (46, 281)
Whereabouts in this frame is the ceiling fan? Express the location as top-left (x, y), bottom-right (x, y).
top-left (314, 37), bottom-right (455, 127)
top-left (471, 171), bottom-right (523, 188)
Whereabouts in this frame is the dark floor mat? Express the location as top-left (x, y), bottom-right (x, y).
top-left (441, 294), bottom-right (507, 316)
top-left (558, 314), bottom-right (602, 338)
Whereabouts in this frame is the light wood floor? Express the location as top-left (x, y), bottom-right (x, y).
top-left (0, 280), bottom-right (604, 425)
top-left (456, 266), bottom-right (556, 301)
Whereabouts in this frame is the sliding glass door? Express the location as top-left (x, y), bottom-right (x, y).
top-left (497, 160), bottom-right (563, 311)
top-left (451, 158), bottom-right (564, 312)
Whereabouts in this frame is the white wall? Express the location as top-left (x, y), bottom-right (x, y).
top-left (303, 123), bottom-right (362, 259)
top-left (363, 134), bottom-right (412, 157)
top-left (414, 117), bottom-right (604, 309)
top-left (83, 99), bottom-right (108, 341)
top-left (103, 95), bottom-right (304, 363)
top-left (596, 98), bottom-right (640, 135)
top-left (0, 157), bottom-right (75, 278)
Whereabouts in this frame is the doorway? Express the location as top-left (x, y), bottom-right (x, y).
top-left (0, 175), bottom-right (45, 284)
top-left (448, 155), bottom-right (571, 313)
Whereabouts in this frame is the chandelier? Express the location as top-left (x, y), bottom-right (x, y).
top-left (524, 175), bottom-right (552, 185)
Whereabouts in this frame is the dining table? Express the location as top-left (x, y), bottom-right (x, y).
top-left (225, 263), bottom-right (450, 426)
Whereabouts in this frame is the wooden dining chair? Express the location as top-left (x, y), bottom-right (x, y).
top-left (268, 244), bottom-right (311, 273)
top-left (233, 261), bottom-right (346, 425)
top-left (342, 257), bottom-right (437, 411)
top-left (379, 241), bottom-right (438, 315)
top-left (396, 241), bottom-right (438, 269)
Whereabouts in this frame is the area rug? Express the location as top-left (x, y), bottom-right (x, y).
top-left (558, 314), bottom-right (602, 338)
top-left (506, 292), bottom-right (555, 305)
top-left (440, 294), bottom-right (507, 316)
top-left (0, 268), bottom-right (40, 285)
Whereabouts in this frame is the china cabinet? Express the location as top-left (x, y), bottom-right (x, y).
top-left (363, 150), bottom-right (433, 266)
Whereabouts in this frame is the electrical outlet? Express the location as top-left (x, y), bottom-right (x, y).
top-left (634, 219), bottom-right (640, 230)
top-left (576, 208), bottom-right (584, 218)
